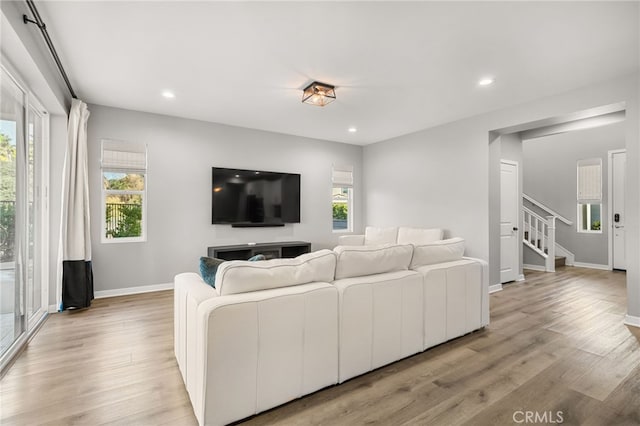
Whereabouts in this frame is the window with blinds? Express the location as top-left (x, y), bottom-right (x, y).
top-left (332, 165), bottom-right (353, 232)
top-left (101, 139), bottom-right (147, 242)
top-left (577, 158), bottom-right (602, 233)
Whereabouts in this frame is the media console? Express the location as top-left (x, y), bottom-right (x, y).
top-left (207, 241), bottom-right (311, 261)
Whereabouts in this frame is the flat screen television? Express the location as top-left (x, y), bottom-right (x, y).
top-left (212, 167), bottom-right (301, 226)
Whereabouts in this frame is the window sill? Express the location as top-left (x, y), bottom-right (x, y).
top-left (101, 237), bottom-right (147, 244)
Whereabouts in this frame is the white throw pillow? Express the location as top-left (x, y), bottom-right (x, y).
top-left (216, 249), bottom-right (337, 295)
top-left (334, 244), bottom-right (413, 279)
top-left (410, 237), bottom-right (465, 268)
top-left (364, 226), bottom-right (399, 245)
top-left (397, 227), bottom-right (444, 245)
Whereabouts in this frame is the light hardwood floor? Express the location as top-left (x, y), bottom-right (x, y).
top-left (1, 267), bottom-right (639, 425)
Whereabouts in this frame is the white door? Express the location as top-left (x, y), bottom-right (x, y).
top-left (612, 151), bottom-right (626, 270)
top-left (500, 161), bottom-right (519, 283)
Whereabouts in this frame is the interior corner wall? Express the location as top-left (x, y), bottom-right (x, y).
top-left (522, 122), bottom-right (626, 266)
top-left (363, 74), bottom-right (639, 319)
top-left (86, 105), bottom-right (363, 293)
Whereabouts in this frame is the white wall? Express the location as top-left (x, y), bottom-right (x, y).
top-left (86, 105), bottom-right (363, 292)
top-left (363, 74), bottom-right (640, 320)
top-left (523, 122), bottom-right (625, 266)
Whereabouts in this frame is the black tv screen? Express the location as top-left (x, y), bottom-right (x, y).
top-left (212, 167), bottom-right (301, 225)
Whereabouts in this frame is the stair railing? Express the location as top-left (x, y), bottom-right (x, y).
top-left (523, 193), bottom-right (573, 225)
top-left (522, 206), bottom-right (556, 272)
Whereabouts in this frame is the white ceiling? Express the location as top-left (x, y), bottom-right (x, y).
top-left (36, 1), bottom-right (639, 145)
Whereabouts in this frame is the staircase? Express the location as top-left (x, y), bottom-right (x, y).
top-left (522, 194), bottom-right (573, 272)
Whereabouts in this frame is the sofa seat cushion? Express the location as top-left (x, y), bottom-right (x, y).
top-left (334, 244), bottom-right (413, 280)
top-left (410, 237), bottom-right (465, 269)
top-left (216, 249), bottom-right (336, 296)
top-left (363, 226), bottom-right (398, 245)
top-left (397, 227), bottom-right (443, 245)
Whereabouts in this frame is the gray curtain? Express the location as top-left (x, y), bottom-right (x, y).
top-left (56, 99), bottom-right (93, 310)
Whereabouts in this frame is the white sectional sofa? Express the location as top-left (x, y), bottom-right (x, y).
top-left (174, 227), bottom-right (489, 426)
top-left (174, 250), bottom-right (338, 426)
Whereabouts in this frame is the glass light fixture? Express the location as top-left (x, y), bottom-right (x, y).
top-left (302, 81), bottom-right (336, 106)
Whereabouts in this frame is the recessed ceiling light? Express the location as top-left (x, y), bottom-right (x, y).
top-left (348, 127), bottom-right (357, 133)
top-left (162, 90), bottom-right (175, 99)
top-left (478, 78), bottom-right (495, 86)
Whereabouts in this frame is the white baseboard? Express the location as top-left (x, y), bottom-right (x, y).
top-left (573, 262), bottom-right (611, 271)
top-left (95, 283), bottom-right (173, 299)
top-left (45, 283), bottom-right (173, 312)
top-left (489, 284), bottom-right (503, 294)
top-left (516, 274), bottom-right (525, 282)
top-left (523, 263), bottom-right (546, 272)
top-left (624, 315), bottom-right (640, 328)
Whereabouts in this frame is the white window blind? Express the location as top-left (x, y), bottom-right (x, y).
top-left (577, 158), bottom-right (602, 201)
top-left (332, 164), bottom-right (353, 187)
top-left (101, 139), bottom-right (147, 172)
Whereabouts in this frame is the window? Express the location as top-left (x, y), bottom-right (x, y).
top-left (101, 140), bottom-right (147, 242)
top-left (332, 165), bottom-right (353, 232)
top-left (577, 158), bottom-right (602, 233)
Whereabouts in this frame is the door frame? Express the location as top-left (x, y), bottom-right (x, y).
top-left (608, 148), bottom-right (626, 270)
top-left (0, 63), bottom-right (50, 374)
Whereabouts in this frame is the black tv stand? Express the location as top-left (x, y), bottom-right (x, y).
top-left (231, 223), bottom-right (285, 228)
top-left (207, 241), bottom-right (311, 261)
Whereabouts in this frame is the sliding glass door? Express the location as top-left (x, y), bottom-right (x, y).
top-left (0, 65), bottom-right (48, 364)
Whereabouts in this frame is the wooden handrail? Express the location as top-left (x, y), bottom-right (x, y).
top-left (523, 194), bottom-right (573, 226)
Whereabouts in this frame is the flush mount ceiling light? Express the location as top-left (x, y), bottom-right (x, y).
top-left (348, 127), bottom-right (357, 133)
top-left (162, 90), bottom-right (175, 99)
top-left (302, 81), bottom-right (336, 107)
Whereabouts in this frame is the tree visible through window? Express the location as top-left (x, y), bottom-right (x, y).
top-left (104, 173), bottom-right (144, 238)
top-left (332, 187), bottom-right (350, 231)
top-left (101, 140), bottom-right (147, 242)
top-left (332, 165), bottom-right (353, 232)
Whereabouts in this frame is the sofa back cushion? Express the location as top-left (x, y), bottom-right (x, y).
top-left (364, 226), bottom-right (399, 245)
top-left (397, 227), bottom-right (443, 245)
top-left (410, 237), bottom-right (465, 269)
top-left (216, 249), bottom-right (336, 296)
top-left (334, 244), bottom-right (413, 279)
top-left (337, 234), bottom-right (365, 246)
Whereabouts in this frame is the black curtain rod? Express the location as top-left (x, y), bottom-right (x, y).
top-left (23, 0), bottom-right (77, 99)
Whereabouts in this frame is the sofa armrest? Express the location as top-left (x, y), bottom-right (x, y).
top-left (463, 257), bottom-right (489, 327)
top-left (193, 283), bottom-right (338, 426)
top-left (174, 273), bottom-right (218, 387)
top-left (337, 234), bottom-right (365, 245)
